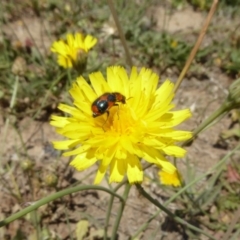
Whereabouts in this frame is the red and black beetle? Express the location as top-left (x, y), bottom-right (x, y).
top-left (91, 92), bottom-right (126, 118)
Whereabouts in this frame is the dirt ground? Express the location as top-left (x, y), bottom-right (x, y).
top-left (1, 3), bottom-right (239, 240)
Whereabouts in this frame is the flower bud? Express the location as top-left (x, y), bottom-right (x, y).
top-left (21, 159), bottom-right (34, 171)
top-left (44, 173), bottom-right (58, 188)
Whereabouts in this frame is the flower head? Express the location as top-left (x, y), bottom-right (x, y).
top-left (50, 66), bottom-right (192, 185)
top-left (51, 33), bottom-right (97, 70)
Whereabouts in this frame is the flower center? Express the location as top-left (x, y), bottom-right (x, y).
top-left (105, 104), bottom-right (135, 135)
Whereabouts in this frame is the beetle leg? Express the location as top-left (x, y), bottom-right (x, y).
top-left (101, 111), bottom-right (109, 132)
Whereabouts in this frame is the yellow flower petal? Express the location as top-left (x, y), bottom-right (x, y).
top-left (107, 66), bottom-right (128, 95)
top-left (74, 33), bottom-right (84, 48)
top-left (84, 35), bottom-right (98, 50)
top-left (94, 163), bottom-right (108, 184)
top-left (53, 140), bottom-right (81, 150)
top-left (70, 152), bottom-right (97, 171)
top-left (139, 68), bottom-right (158, 97)
top-left (141, 145), bottom-right (176, 174)
top-left (127, 154), bottom-right (143, 183)
top-left (162, 145), bottom-right (187, 157)
top-left (109, 158), bottom-right (126, 183)
top-left (160, 109), bottom-right (192, 128)
top-left (58, 104), bottom-right (83, 118)
top-left (128, 67), bottom-right (143, 112)
top-left (89, 71), bottom-right (111, 95)
top-left (75, 76), bottom-right (97, 102)
top-left (159, 170), bottom-right (182, 187)
top-left (67, 34), bottom-right (75, 47)
top-left (58, 55), bottom-right (72, 68)
top-left (63, 145), bottom-right (91, 156)
top-left (153, 80), bottom-right (174, 110)
top-left (101, 143), bottom-right (118, 166)
top-left (50, 115), bottom-right (71, 128)
top-left (144, 104), bottom-right (175, 122)
top-left (156, 130), bottom-right (193, 141)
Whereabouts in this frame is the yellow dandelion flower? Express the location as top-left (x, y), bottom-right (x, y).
top-left (50, 66), bottom-right (192, 185)
top-left (159, 169), bottom-right (182, 187)
top-left (51, 32), bottom-right (97, 69)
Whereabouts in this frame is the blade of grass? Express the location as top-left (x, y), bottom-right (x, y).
top-left (107, 0), bottom-right (133, 67)
top-left (173, 0), bottom-right (219, 93)
top-left (222, 206), bottom-right (240, 240)
top-left (1, 75), bottom-right (19, 163)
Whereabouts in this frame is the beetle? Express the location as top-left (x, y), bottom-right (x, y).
top-left (91, 92), bottom-right (126, 118)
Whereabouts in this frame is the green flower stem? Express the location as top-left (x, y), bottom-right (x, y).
top-left (132, 142), bottom-right (240, 239)
top-left (107, 0), bottom-right (133, 67)
top-left (104, 178), bottom-right (130, 240)
top-left (111, 183), bottom-right (131, 240)
top-left (28, 173), bottom-right (41, 240)
top-left (182, 101), bottom-right (231, 146)
top-left (104, 192), bottom-right (114, 240)
top-left (0, 185), bottom-right (124, 227)
top-left (135, 184), bottom-right (215, 240)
